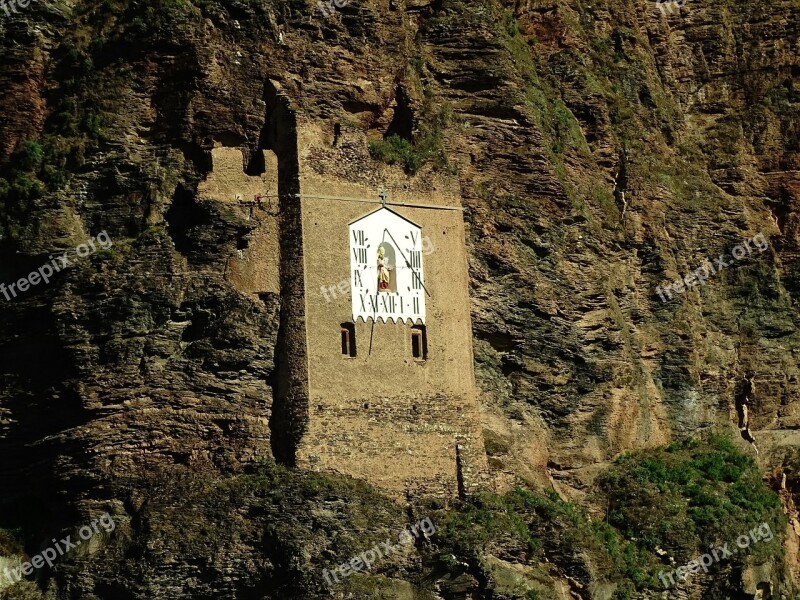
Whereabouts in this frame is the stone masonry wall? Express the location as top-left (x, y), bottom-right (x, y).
top-left (295, 121), bottom-right (488, 497)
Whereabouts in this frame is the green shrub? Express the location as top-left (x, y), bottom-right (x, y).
top-left (0, 580), bottom-right (44, 599)
top-left (369, 135), bottom-right (417, 172)
top-left (426, 437), bottom-right (784, 596)
top-left (93, 249), bottom-right (123, 264)
top-left (51, 97), bottom-right (81, 136)
top-left (14, 140), bottom-right (44, 171)
top-left (369, 99), bottom-right (451, 174)
top-left (84, 111), bottom-right (106, 140)
top-left (430, 489), bottom-right (540, 559)
top-left (0, 528), bottom-right (24, 555)
top-left (426, 485), bottom-right (659, 593)
top-left (504, 11), bottom-right (519, 37)
top-left (8, 173), bottom-right (44, 204)
top-left (598, 434), bottom-right (785, 563)
top-left (612, 581), bottom-right (635, 599)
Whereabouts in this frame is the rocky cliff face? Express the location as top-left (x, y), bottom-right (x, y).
top-left (0, 0), bottom-right (799, 598)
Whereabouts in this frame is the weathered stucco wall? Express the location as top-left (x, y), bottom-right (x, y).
top-left (295, 123), bottom-right (487, 497)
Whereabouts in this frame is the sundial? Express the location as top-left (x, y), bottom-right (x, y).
top-left (349, 205), bottom-right (426, 324)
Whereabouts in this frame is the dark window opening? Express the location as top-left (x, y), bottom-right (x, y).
top-left (341, 322), bottom-right (356, 357)
top-left (411, 325), bottom-right (428, 360)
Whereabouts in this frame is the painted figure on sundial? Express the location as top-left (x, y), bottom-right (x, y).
top-left (377, 245), bottom-right (392, 292)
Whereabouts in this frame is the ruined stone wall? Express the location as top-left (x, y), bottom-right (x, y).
top-left (197, 146), bottom-right (281, 296)
top-left (189, 89), bottom-right (309, 469)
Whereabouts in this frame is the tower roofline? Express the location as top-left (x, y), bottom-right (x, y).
top-left (348, 206), bottom-right (421, 228)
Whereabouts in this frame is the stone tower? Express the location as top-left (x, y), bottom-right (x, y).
top-left (293, 125), bottom-right (487, 498)
top-left (197, 83), bottom-right (487, 498)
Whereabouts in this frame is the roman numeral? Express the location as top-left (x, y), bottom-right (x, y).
top-left (413, 296), bottom-right (420, 313)
top-left (353, 269), bottom-right (362, 287)
top-left (409, 250), bottom-right (421, 270)
top-left (353, 247), bottom-right (367, 263)
top-left (379, 294), bottom-right (396, 314)
top-left (352, 229), bottom-right (365, 245)
top-left (412, 271), bottom-right (422, 290)
top-left (359, 293), bottom-right (379, 313)
top-left (409, 231), bottom-right (419, 247)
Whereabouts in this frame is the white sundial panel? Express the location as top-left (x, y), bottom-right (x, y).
top-left (349, 207), bottom-right (426, 324)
